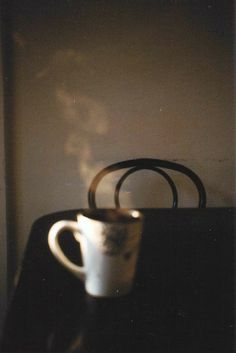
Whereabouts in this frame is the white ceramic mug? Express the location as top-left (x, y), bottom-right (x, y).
top-left (48, 209), bottom-right (143, 297)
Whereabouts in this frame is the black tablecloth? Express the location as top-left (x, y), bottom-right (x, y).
top-left (0, 208), bottom-right (235, 352)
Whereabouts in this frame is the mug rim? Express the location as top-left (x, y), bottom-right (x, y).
top-left (77, 208), bottom-right (143, 224)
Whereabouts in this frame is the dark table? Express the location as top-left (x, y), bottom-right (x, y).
top-left (0, 208), bottom-right (235, 352)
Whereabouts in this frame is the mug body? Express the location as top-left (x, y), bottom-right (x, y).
top-left (76, 209), bottom-right (143, 297)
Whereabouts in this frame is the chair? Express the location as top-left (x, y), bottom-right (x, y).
top-left (88, 158), bottom-right (207, 208)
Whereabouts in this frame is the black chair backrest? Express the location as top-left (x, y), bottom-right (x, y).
top-left (88, 158), bottom-right (207, 209)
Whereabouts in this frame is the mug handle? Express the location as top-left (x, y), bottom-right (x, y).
top-left (48, 220), bottom-right (85, 280)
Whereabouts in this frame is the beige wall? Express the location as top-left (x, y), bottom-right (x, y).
top-left (6, 1), bottom-right (235, 273)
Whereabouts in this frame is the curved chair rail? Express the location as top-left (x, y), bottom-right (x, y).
top-left (114, 166), bottom-right (178, 208)
top-left (88, 158), bottom-right (207, 209)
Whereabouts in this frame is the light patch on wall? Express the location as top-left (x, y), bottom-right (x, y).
top-left (36, 49), bottom-right (84, 79)
top-left (12, 31), bottom-right (26, 48)
top-left (33, 48), bottom-right (129, 205)
top-left (55, 87), bottom-right (120, 205)
top-left (56, 88), bottom-right (108, 134)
